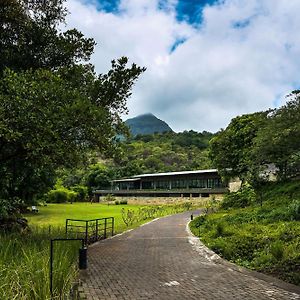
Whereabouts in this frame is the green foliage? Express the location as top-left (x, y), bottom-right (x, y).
top-left (209, 92), bottom-right (300, 184)
top-left (47, 188), bottom-right (77, 203)
top-left (221, 184), bottom-right (256, 209)
top-left (190, 181), bottom-right (300, 285)
top-left (209, 112), bottom-right (267, 182)
top-left (269, 240), bottom-right (285, 261)
top-left (0, 0), bottom-right (145, 213)
top-left (253, 92), bottom-right (300, 180)
top-left (121, 202), bottom-right (194, 227)
top-left (70, 185), bottom-right (88, 202)
top-left (287, 200), bottom-right (300, 221)
top-left (103, 194), bottom-right (116, 202)
top-left (116, 131), bottom-right (214, 176)
top-left (0, 0), bottom-right (95, 73)
top-left (0, 199), bottom-right (19, 220)
top-left (0, 228), bottom-right (80, 299)
top-left (85, 163), bottom-right (116, 194)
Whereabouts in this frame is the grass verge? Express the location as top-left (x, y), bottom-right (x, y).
top-left (190, 182), bottom-right (300, 286)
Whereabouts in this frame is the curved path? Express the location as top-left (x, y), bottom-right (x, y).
top-left (81, 211), bottom-right (300, 300)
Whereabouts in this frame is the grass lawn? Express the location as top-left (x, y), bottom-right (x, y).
top-left (26, 202), bottom-right (146, 233)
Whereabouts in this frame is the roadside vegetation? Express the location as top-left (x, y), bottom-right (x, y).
top-left (1, 202), bottom-right (195, 299)
top-left (190, 181), bottom-right (300, 286)
top-left (0, 227), bottom-right (79, 300)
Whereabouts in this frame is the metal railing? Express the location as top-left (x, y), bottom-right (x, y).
top-left (65, 217), bottom-right (114, 245)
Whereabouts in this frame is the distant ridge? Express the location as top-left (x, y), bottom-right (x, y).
top-left (125, 113), bottom-right (173, 136)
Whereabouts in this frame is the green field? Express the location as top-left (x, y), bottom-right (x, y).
top-left (26, 203), bottom-right (145, 233)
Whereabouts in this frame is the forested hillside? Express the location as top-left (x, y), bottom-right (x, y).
top-left (53, 130), bottom-right (215, 198)
top-left (116, 130), bottom-right (214, 176)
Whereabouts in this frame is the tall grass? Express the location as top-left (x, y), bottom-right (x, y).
top-left (0, 227), bottom-right (80, 300)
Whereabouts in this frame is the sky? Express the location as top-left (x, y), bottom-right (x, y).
top-left (65, 0), bottom-right (300, 132)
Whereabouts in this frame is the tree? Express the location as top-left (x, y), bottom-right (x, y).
top-left (209, 112), bottom-right (267, 182)
top-left (0, 0), bottom-right (95, 72)
top-left (253, 91), bottom-right (300, 180)
top-left (0, 0), bottom-right (145, 209)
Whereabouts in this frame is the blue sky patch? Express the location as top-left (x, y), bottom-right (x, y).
top-left (92, 0), bottom-right (218, 25)
top-left (94, 0), bottom-right (120, 13)
top-left (176, 0), bottom-right (218, 24)
top-left (170, 37), bottom-right (187, 53)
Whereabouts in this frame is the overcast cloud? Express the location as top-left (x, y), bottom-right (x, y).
top-left (65, 0), bottom-right (300, 132)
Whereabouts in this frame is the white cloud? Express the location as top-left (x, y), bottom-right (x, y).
top-left (65, 0), bottom-right (300, 132)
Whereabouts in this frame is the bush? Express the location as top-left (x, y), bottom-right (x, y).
top-left (70, 185), bottom-right (88, 202)
top-left (119, 200), bottom-right (128, 205)
top-left (47, 188), bottom-right (78, 203)
top-left (287, 200), bottom-right (300, 221)
top-left (214, 222), bottom-right (225, 237)
top-left (104, 194), bottom-right (116, 202)
top-left (221, 184), bottom-right (256, 209)
top-left (269, 240), bottom-right (285, 261)
top-left (115, 200), bottom-right (120, 205)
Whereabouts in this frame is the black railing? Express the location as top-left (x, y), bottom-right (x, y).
top-left (65, 217), bottom-right (114, 245)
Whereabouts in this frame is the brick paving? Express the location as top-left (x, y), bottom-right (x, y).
top-left (81, 211), bottom-right (300, 299)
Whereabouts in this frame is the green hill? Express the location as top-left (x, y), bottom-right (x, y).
top-left (125, 113), bottom-right (173, 136)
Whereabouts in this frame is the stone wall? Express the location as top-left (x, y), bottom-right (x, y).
top-left (103, 194), bottom-right (224, 205)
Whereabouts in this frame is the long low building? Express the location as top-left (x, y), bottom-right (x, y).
top-left (94, 169), bottom-right (231, 199)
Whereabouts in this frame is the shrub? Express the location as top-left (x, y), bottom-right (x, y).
top-left (119, 200), bottom-right (128, 205)
top-left (115, 200), bottom-right (120, 205)
top-left (104, 194), bottom-right (116, 202)
top-left (70, 185), bottom-right (88, 202)
top-left (121, 208), bottom-right (135, 226)
top-left (287, 200), bottom-right (300, 221)
top-left (47, 188), bottom-right (78, 203)
top-left (269, 240), bottom-right (285, 261)
top-left (214, 222), bottom-right (225, 237)
top-left (251, 251), bottom-right (274, 269)
top-left (209, 238), bottom-right (235, 260)
top-left (191, 215), bottom-right (206, 228)
top-left (221, 184), bottom-right (256, 209)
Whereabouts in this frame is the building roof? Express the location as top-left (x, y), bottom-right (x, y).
top-left (132, 169), bottom-right (218, 178)
top-left (112, 178), bottom-right (141, 183)
top-left (111, 169), bottom-right (220, 183)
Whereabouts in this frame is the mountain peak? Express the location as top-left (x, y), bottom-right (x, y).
top-left (125, 113), bottom-right (173, 136)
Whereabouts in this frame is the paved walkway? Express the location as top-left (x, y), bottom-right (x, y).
top-left (81, 211), bottom-right (300, 300)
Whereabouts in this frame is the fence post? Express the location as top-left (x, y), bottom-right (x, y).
top-left (104, 218), bottom-right (107, 239)
top-left (96, 219), bottom-right (98, 240)
top-left (111, 217), bottom-right (114, 236)
top-left (65, 219), bottom-right (68, 235)
top-left (85, 221), bottom-right (88, 245)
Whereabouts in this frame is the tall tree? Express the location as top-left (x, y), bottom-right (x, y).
top-left (209, 112), bottom-right (267, 182)
top-left (253, 91), bottom-right (300, 179)
top-left (0, 0), bottom-right (145, 206)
